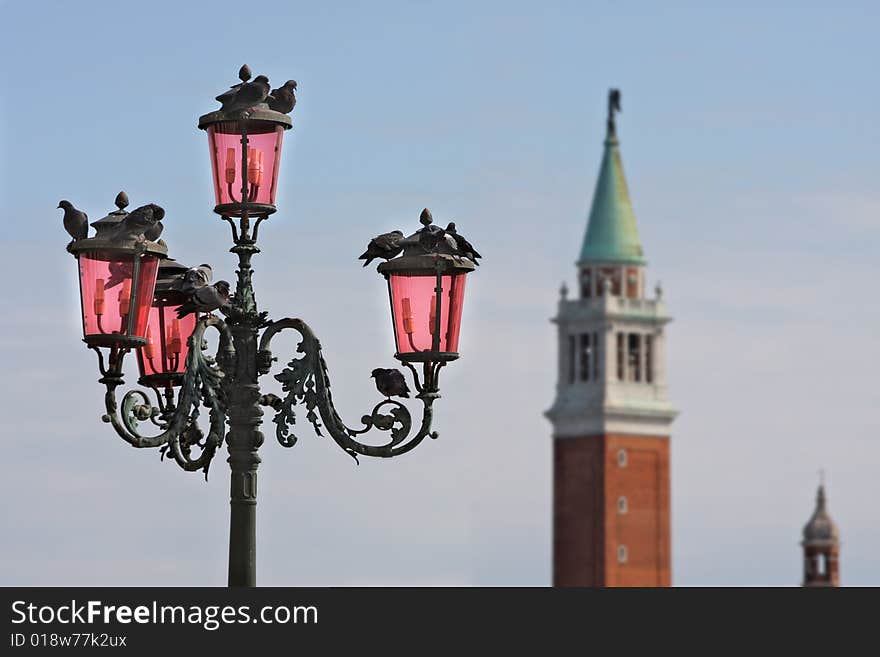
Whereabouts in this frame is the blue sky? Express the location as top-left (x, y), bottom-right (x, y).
top-left (1, 0), bottom-right (878, 585)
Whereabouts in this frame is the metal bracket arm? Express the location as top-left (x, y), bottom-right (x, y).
top-left (95, 316), bottom-right (235, 477)
top-left (257, 318), bottom-right (444, 461)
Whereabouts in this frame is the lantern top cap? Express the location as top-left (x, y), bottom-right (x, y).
top-left (198, 65), bottom-right (295, 130)
top-left (154, 258), bottom-right (191, 295)
top-left (157, 257), bottom-right (189, 280)
top-left (66, 191), bottom-right (168, 259)
top-left (377, 252), bottom-right (475, 275)
top-left (372, 207), bottom-right (480, 275)
top-left (198, 107), bottom-right (292, 131)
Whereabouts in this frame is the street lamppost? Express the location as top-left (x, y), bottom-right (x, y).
top-left (61, 67), bottom-right (479, 587)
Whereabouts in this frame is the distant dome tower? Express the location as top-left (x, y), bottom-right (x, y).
top-left (546, 90), bottom-right (677, 587)
top-left (801, 483), bottom-right (840, 587)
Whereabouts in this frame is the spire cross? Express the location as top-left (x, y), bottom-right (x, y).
top-left (607, 88), bottom-right (622, 137)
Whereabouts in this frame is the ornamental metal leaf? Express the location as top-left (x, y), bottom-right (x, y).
top-left (271, 338), bottom-right (326, 446)
top-left (259, 318), bottom-right (440, 461)
top-left (100, 316), bottom-right (233, 478)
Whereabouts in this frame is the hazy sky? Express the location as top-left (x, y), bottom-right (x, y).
top-left (1, 0), bottom-right (878, 585)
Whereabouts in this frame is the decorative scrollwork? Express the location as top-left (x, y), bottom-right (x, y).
top-left (257, 318), bottom-right (442, 461)
top-left (358, 400), bottom-right (412, 445)
top-left (99, 316), bottom-right (235, 478)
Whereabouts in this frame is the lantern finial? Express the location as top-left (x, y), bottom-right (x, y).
top-left (238, 64), bottom-right (252, 83)
top-left (419, 208), bottom-right (433, 226)
top-left (115, 191), bottom-right (129, 210)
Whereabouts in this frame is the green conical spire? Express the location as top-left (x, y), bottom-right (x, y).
top-left (578, 92), bottom-right (645, 266)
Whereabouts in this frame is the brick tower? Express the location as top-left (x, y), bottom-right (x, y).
top-left (546, 90), bottom-right (677, 587)
top-left (801, 483), bottom-right (840, 587)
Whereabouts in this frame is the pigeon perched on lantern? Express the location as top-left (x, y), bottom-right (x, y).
top-left (144, 218), bottom-right (164, 242)
top-left (216, 75), bottom-right (271, 114)
top-left (177, 263), bottom-right (213, 294)
top-left (175, 281), bottom-right (231, 318)
top-left (59, 200), bottom-right (89, 243)
top-left (444, 222), bottom-right (481, 265)
top-left (358, 230), bottom-right (405, 266)
top-left (110, 203), bottom-right (165, 242)
top-left (268, 80), bottom-right (298, 114)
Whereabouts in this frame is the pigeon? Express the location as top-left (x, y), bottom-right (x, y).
top-left (218, 75), bottom-right (271, 113)
top-left (112, 203), bottom-right (165, 242)
top-left (418, 223), bottom-right (456, 253)
top-left (371, 368), bottom-right (411, 399)
top-left (268, 80), bottom-right (297, 114)
top-left (415, 207), bottom-right (457, 252)
top-left (176, 281), bottom-right (231, 318)
top-left (359, 230), bottom-right (404, 266)
top-left (215, 65), bottom-right (252, 107)
top-left (106, 260), bottom-right (133, 289)
top-left (417, 225), bottom-right (439, 251)
top-left (144, 220), bottom-right (164, 242)
top-left (215, 86), bottom-right (243, 109)
top-left (178, 263), bottom-right (213, 294)
top-left (445, 222), bottom-right (481, 264)
top-left (59, 200), bottom-right (88, 242)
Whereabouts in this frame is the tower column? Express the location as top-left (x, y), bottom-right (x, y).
top-left (638, 333), bottom-right (646, 384)
top-left (654, 330), bottom-right (666, 387)
top-left (546, 89), bottom-right (676, 587)
top-left (603, 324), bottom-right (615, 391)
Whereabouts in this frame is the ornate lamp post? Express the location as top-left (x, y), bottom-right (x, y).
top-left (61, 67), bottom-right (479, 587)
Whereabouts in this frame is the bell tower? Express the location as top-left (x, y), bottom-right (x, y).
top-left (546, 90), bottom-right (677, 587)
top-left (801, 482), bottom-right (840, 587)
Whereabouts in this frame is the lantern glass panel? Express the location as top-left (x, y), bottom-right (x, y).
top-left (77, 252), bottom-right (159, 341)
top-left (136, 303), bottom-right (197, 379)
top-left (388, 273), bottom-right (467, 356)
top-left (207, 121), bottom-right (284, 211)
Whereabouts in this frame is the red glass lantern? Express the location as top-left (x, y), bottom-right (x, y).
top-left (378, 254), bottom-right (474, 362)
top-left (68, 197), bottom-right (166, 349)
top-left (135, 259), bottom-right (198, 388)
top-left (199, 107), bottom-right (292, 217)
top-left (76, 251), bottom-right (160, 346)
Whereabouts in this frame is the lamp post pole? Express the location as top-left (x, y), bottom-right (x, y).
top-left (225, 115), bottom-right (265, 586)
top-left (62, 66), bottom-right (480, 587)
top-left (226, 249), bottom-right (263, 586)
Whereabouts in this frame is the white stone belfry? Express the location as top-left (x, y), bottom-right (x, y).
top-left (546, 281), bottom-right (677, 438)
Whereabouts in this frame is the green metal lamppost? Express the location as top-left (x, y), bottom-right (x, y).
top-left (61, 66), bottom-right (479, 587)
